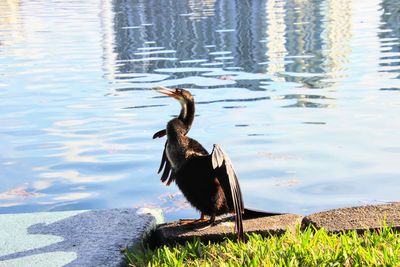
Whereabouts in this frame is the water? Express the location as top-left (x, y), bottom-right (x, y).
top-left (0, 0), bottom-right (399, 220)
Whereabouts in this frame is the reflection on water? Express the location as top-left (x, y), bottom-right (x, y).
top-left (0, 0), bottom-right (399, 219)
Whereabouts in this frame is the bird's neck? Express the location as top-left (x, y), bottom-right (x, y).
top-left (166, 119), bottom-right (188, 169)
top-left (178, 100), bottom-right (195, 134)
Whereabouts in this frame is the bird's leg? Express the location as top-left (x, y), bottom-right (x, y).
top-left (209, 214), bottom-right (215, 224)
top-left (178, 213), bottom-right (208, 225)
top-left (196, 214), bottom-right (216, 231)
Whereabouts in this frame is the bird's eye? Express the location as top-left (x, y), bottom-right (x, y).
top-left (176, 88), bottom-right (182, 94)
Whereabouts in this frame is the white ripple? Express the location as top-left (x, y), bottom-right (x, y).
top-left (134, 50), bottom-right (176, 56)
top-left (215, 29), bottom-right (235, 33)
top-left (116, 76), bottom-right (236, 89)
top-left (116, 57), bottom-right (177, 62)
top-left (114, 73), bottom-right (169, 82)
top-left (201, 62), bottom-right (224, 66)
top-left (209, 51), bottom-right (232, 56)
top-left (215, 56), bottom-right (234, 60)
top-left (154, 67), bottom-right (219, 73)
top-left (137, 47), bottom-right (165, 51)
top-left (179, 59), bottom-right (208, 64)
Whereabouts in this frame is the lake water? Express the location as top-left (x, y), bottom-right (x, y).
top-left (1, 0), bottom-right (399, 220)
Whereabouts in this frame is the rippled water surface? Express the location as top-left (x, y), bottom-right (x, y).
top-left (1, 0), bottom-right (399, 220)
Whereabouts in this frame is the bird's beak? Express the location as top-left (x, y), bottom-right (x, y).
top-left (154, 86), bottom-right (180, 100)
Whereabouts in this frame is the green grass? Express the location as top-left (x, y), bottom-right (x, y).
top-left (125, 224), bottom-right (400, 266)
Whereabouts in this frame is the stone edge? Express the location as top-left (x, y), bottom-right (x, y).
top-left (152, 202), bottom-right (400, 247)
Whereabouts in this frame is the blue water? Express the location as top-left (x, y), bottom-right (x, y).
top-left (0, 0), bottom-right (399, 220)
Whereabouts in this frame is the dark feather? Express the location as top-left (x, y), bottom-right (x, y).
top-left (165, 171), bottom-right (175, 186)
top-left (175, 155), bottom-right (219, 214)
top-left (211, 144), bottom-right (244, 241)
top-left (153, 129), bottom-right (166, 139)
top-left (158, 142), bottom-right (168, 174)
top-left (188, 138), bottom-right (208, 155)
top-left (160, 159), bottom-right (171, 183)
top-left (159, 141), bottom-right (176, 185)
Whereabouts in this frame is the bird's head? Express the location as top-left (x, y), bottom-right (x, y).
top-left (155, 86), bottom-right (194, 106)
top-left (155, 86), bottom-right (194, 120)
top-left (154, 86), bottom-right (195, 136)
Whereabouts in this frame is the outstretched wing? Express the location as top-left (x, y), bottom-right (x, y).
top-left (158, 141), bottom-right (175, 185)
top-left (211, 144), bottom-right (244, 241)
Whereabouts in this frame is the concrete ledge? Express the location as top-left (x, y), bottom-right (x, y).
top-left (154, 209), bottom-right (303, 246)
top-left (154, 203), bottom-right (400, 246)
top-left (303, 202), bottom-right (400, 233)
top-left (0, 208), bottom-right (162, 267)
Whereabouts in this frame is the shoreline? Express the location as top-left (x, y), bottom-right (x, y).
top-left (0, 202), bottom-right (399, 266)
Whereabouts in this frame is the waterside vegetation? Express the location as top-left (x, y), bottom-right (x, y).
top-left (125, 224), bottom-right (400, 266)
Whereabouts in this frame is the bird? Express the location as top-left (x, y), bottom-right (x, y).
top-left (153, 86), bottom-right (244, 241)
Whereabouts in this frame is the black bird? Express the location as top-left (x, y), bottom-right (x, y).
top-left (153, 86), bottom-right (244, 241)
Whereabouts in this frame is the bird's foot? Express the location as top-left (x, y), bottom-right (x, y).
top-left (195, 214), bottom-right (216, 231)
top-left (178, 218), bottom-right (208, 225)
top-left (196, 222), bottom-right (217, 231)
